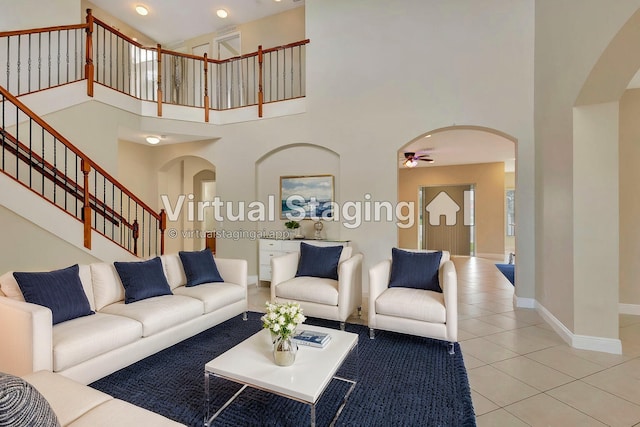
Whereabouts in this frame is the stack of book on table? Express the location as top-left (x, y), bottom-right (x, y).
top-left (292, 330), bottom-right (331, 348)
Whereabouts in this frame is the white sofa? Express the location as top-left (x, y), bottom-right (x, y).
top-left (368, 250), bottom-right (458, 352)
top-left (0, 253), bottom-right (248, 385)
top-left (19, 370), bottom-right (185, 426)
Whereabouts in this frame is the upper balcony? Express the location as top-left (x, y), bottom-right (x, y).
top-left (0, 9), bottom-right (309, 125)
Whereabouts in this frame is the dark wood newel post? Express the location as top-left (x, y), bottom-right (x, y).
top-left (81, 159), bottom-right (92, 249)
top-left (85, 9), bottom-right (94, 97)
top-left (157, 44), bottom-right (163, 117)
top-left (203, 53), bottom-right (210, 122)
top-left (258, 45), bottom-right (263, 118)
top-left (159, 209), bottom-right (167, 255)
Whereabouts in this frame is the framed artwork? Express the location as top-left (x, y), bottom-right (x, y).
top-left (280, 175), bottom-right (334, 219)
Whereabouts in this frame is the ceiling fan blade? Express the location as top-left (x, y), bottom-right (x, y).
top-left (419, 157), bottom-right (434, 163)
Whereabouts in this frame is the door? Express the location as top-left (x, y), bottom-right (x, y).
top-left (421, 185), bottom-right (474, 255)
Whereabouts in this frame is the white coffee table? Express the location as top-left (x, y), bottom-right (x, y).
top-left (204, 324), bottom-right (358, 426)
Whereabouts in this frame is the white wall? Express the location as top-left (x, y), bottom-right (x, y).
top-left (305, 0), bottom-right (535, 294)
top-left (0, 0), bottom-right (79, 31)
top-left (534, 0), bottom-right (640, 340)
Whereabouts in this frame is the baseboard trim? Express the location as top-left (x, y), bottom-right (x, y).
top-left (514, 295), bottom-right (535, 309)
top-left (619, 303), bottom-right (640, 315)
top-left (536, 302), bottom-right (622, 355)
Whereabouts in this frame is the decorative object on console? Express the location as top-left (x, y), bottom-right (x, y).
top-left (13, 264), bottom-right (94, 325)
top-left (313, 220), bottom-right (324, 240)
top-left (280, 175), bottom-right (334, 220)
top-left (113, 257), bottom-right (172, 303)
top-left (178, 248), bottom-right (224, 287)
top-left (261, 301), bottom-right (306, 366)
top-left (284, 220), bottom-right (302, 239)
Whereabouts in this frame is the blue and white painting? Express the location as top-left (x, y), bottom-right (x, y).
top-left (280, 175), bottom-right (334, 219)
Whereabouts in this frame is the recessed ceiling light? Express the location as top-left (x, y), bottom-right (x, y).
top-left (135, 5), bottom-right (149, 16)
top-left (425, 134), bottom-right (432, 138)
top-left (216, 9), bottom-right (228, 18)
top-left (146, 136), bottom-right (160, 145)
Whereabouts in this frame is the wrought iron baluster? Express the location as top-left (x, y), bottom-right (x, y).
top-left (41, 128), bottom-right (44, 197)
top-left (5, 37), bottom-right (10, 93)
top-left (28, 118), bottom-right (32, 188)
top-left (17, 35), bottom-right (21, 95)
top-left (109, 29), bottom-right (112, 87)
top-left (27, 34), bottom-right (32, 93)
top-left (299, 45), bottom-right (303, 96)
top-left (66, 29), bottom-right (70, 84)
top-left (64, 145), bottom-right (68, 211)
top-left (75, 154), bottom-right (79, 218)
top-left (53, 138), bottom-right (57, 204)
top-left (48, 31), bottom-right (52, 88)
top-left (14, 102), bottom-right (18, 181)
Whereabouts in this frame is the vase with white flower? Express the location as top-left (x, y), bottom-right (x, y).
top-left (261, 301), bottom-right (306, 366)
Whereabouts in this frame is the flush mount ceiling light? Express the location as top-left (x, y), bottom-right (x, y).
top-left (135, 5), bottom-right (149, 16)
top-left (216, 9), bottom-right (228, 18)
top-left (145, 136), bottom-right (160, 145)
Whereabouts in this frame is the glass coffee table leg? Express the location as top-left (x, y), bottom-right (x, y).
top-left (310, 403), bottom-right (316, 427)
top-left (204, 371), bottom-right (211, 427)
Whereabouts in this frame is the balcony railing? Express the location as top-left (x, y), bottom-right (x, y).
top-left (0, 9), bottom-right (309, 120)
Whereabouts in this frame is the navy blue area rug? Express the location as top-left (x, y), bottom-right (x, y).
top-left (90, 313), bottom-right (475, 426)
top-left (495, 263), bottom-right (515, 285)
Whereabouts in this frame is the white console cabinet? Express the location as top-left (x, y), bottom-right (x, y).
top-left (258, 238), bottom-right (350, 282)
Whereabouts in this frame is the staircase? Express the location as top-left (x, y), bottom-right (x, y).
top-left (0, 10), bottom-right (308, 262)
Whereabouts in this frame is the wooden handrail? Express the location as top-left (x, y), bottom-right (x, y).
top-left (92, 16), bottom-right (144, 48)
top-left (262, 39), bottom-right (310, 54)
top-left (0, 85), bottom-right (161, 221)
top-left (0, 23), bottom-right (87, 38)
top-left (0, 128), bottom-right (135, 228)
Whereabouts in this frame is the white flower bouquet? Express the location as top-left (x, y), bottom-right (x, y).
top-left (261, 301), bottom-right (306, 340)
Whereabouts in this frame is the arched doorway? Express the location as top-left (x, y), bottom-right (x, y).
top-left (397, 126), bottom-right (517, 262)
top-left (158, 156), bottom-right (216, 254)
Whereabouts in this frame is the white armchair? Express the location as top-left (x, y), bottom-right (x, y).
top-left (270, 245), bottom-right (363, 330)
top-left (368, 250), bottom-right (458, 353)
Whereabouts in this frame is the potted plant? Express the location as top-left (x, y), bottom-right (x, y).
top-left (284, 220), bottom-right (301, 239)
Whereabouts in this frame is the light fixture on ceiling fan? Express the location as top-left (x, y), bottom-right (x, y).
top-left (402, 151), bottom-right (434, 168)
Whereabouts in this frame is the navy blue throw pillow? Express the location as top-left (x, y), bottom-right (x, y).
top-left (114, 257), bottom-right (172, 303)
top-left (13, 264), bottom-right (94, 325)
top-left (178, 249), bottom-right (224, 287)
top-left (388, 249), bottom-right (443, 292)
top-left (295, 242), bottom-right (343, 280)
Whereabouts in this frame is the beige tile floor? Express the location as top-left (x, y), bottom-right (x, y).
top-left (248, 256), bottom-right (640, 426)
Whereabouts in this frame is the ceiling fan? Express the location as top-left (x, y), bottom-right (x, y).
top-left (402, 151), bottom-right (434, 168)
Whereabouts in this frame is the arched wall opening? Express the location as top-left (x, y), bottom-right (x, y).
top-left (158, 155), bottom-right (216, 254)
top-left (569, 7), bottom-right (640, 349)
top-left (397, 125), bottom-right (517, 262)
top-left (255, 143), bottom-right (341, 241)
